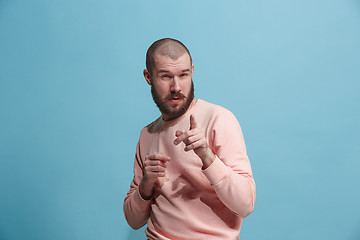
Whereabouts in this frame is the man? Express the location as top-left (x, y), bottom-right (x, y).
top-left (124, 38), bottom-right (255, 240)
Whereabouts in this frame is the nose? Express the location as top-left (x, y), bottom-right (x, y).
top-left (170, 77), bottom-right (181, 92)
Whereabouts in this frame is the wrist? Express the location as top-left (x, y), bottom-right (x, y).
top-left (201, 150), bottom-right (216, 170)
top-left (139, 178), bottom-right (154, 200)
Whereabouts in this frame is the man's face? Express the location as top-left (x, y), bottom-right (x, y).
top-left (146, 53), bottom-right (194, 121)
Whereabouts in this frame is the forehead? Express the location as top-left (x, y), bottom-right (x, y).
top-left (153, 53), bottom-right (191, 72)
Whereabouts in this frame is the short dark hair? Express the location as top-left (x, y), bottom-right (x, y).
top-left (146, 38), bottom-right (192, 76)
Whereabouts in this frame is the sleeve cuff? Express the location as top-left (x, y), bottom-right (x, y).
top-left (202, 156), bottom-right (230, 186)
top-left (133, 188), bottom-right (152, 212)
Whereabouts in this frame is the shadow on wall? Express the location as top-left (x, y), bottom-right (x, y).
top-left (350, 228), bottom-right (360, 240)
top-left (127, 226), bottom-right (147, 240)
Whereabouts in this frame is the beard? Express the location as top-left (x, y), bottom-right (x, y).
top-left (151, 80), bottom-right (194, 121)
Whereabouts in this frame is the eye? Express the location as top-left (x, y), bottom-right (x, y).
top-left (161, 74), bottom-right (170, 79)
top-left (180, 73), bottom-right (188, 78)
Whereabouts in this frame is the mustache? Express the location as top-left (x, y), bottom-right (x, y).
top-left (166, 92), bottom-right (186, 100)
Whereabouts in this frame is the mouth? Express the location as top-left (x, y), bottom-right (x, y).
top-left (169, 96), bottom-right (182, 103)
top-left (167, 93), bottom-right (185, 104)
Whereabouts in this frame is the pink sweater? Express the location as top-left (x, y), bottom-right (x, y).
top-left (124, 99), bottom-right (256, 240)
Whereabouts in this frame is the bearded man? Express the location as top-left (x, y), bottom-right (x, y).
top-left (123, 38), bottom-right (256, 240)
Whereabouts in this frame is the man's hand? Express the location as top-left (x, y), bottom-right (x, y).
top-left (139, 153), bottom-right (170, 200)
top-left (174, 114), bottom-right (215, 169)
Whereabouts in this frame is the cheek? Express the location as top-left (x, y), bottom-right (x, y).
top-left (153, 82), bottom-right (170, 95)
top-left (182, 81), bottom-right (192, 93)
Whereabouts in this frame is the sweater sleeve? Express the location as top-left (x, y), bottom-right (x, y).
top-left (123, 141), bottom-right (152, 229)
top-left (202, 109), bottom-right (256, 218)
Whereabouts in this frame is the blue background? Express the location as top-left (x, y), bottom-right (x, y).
top-left (1, 0), bottom-right (359, 239)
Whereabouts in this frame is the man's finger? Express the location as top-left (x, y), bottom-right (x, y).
top-left (190, 114), bottom-right (197, 130)
top-left (184, 138), bottom-right (202, 151)
top-left (146, 165), bottom-right (166, 172)
top-left (146, 154), bottom-right (170, 162)
top-left (175, 130), bottom-right (183, 137)
top-left (145, 160), bottom-right (167, 167)
top-left (174, 129), bottom-right (197, 145)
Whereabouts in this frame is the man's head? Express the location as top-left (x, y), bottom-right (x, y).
top-left (143, 38), bottom-right (195, 121)
top-left (146, 38), bottom-right (193, 77)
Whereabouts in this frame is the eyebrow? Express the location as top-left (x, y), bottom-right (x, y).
top-left (157, 69), bottom-right (191, 73)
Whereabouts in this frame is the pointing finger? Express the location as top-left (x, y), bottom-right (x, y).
top-left (190, 114), bottom-right (197, 130)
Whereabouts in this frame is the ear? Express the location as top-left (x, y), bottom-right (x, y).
top-left (143, 69), bottom-right (152, 85)
top-left (191, 64), bottom-right (195, 77)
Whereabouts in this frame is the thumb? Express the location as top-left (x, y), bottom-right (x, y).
top-left (190, 114), bottom-right (197, 130)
